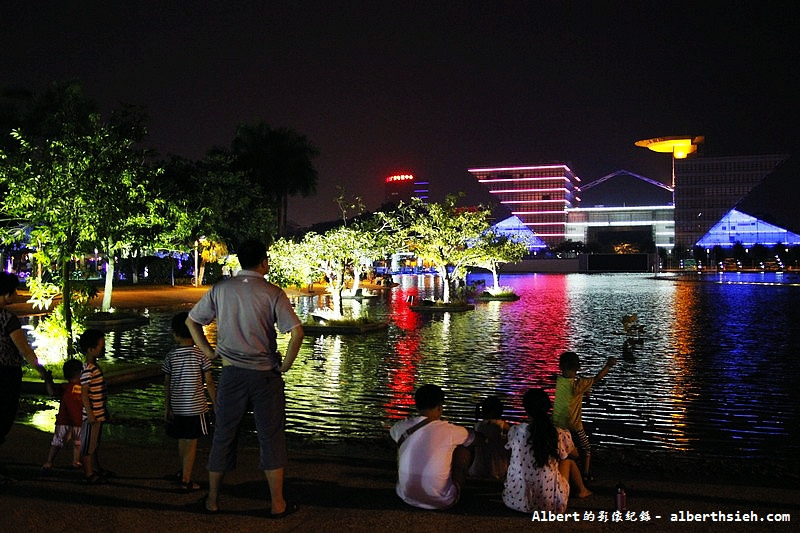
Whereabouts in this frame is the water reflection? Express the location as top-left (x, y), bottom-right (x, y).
top-left (21, 273), bottom-right (800, 461)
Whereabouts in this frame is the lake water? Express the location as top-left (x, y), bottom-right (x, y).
top-left (23, 272), bottom-right (800, 463)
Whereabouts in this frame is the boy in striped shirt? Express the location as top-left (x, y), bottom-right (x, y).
top-left (162, 312), bottom-right (216, 492)
top-left (79, 329), bottom-right (109, 484)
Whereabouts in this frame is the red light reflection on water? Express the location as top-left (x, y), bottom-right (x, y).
top-left (383, 286), bottom-right (422, 418)
top-left (493, 274), bottom-right (570, 415)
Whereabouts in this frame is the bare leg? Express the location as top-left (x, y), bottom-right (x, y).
top-left (178, 439), bottom-right (198, 483)
top-left (264, 467), bottom-right (286, 514)
top-left (82, 454), bottom-right (93, 477)
top-left (72, 442), bottom-right (82, 467)
top-left (559, 458), bottom-right (592, 498)
top-left (206, 471), bottom-right (224, 511)
top-left (43, 445), bottom-right (59, 468)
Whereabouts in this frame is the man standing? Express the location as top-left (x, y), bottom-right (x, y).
top-left (187, 240), bottom-right (304, 517)
top-left (389, 384), bottom-right (475, 509)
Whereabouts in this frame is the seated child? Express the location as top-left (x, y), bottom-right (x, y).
top-left (468, 395), bottom-right (511, 479)
top-left (41, 359), bottom-right (84, 474)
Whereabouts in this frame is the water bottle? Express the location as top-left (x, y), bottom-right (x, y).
top-left (615, 481), bottom-right (627, 512)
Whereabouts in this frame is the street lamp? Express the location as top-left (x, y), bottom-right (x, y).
top-left (635, 136), bottom-right (704, 189)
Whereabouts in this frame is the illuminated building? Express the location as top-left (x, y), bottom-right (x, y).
top-left (384, 173), bottom-right (429, 204)
top-left (468, 164), bottom-right (580, 247)
top-left (696, 154), bottom-right (800, 248)
top-left (673, 154), bottom-right (788, 250)
top-left (566, 170), bottom-right (675, 250)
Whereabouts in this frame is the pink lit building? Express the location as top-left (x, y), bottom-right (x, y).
top-left (468, 164), bottom-right (581, 247)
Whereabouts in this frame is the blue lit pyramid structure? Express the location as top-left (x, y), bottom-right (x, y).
top-left (490, 215), bottom-right (548, 252)
top-left (697, 154), bottom-right (800, 248)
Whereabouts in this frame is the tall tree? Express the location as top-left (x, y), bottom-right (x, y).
top-left (231, 122), bottom-right (319, 237)
top-left (0, 83), bottom-right (161, 346)
top-left (392, 196), bottom-right (491, 303)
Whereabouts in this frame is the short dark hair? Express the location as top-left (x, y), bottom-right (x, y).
top-left (62, 358), bottom-right (83, 381)
top-left (522, 388), bottom-right (552, 417)
top-left (171, 311), bottom-right (191, 339)
top-left (415, 384), bottom-right (445, 411)
top-left (78, 329), bottom-right (105, 354)
top-left (559, 351), bottom-right (580, 372)
top-left (0, 272), bottom-right (19, 297)
top-left (480, 395), bottom-right (504, 419)
top-left (236, 240), bottom-right (268, 270)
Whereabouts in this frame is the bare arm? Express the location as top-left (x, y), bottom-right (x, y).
top-left (185, 317), bottom-right (216, 360)
top-left (81, 381), bottom-right (96, 424)
top-left (594, 356), bottom-right (618, 381)
top-left (203, 369), bottom-right (216, 405)
top-left (10, 328), bottom-right (47, 379)
top-left (279, 324), bottom-right (304, 373)
top-left (163, 375), bottom-right (172, 420)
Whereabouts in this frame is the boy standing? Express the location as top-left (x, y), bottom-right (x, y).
top-left (552, 351), bottom-right (616, 480)
top-left (162, 312), bottom-right (216, 492)
top-left (41, 359), bottom-right (84, 474)
top-left (79, 329), bottom-right (109, 484)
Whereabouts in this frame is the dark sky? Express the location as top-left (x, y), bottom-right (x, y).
top-left (2, 2), bottom-right (798, 226)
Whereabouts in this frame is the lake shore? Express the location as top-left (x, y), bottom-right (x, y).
top-left (7, 283), bottom-right (800, 530)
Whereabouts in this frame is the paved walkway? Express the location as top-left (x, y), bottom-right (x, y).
top-left (2, 424), bottom-right (799, 532)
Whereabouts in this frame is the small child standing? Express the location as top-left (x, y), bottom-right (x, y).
top-left (552, 351), bottom-right (616, 480)
top-left (469, 395), bottom-right (511, 479)
top-left (79, 329), bottom-right (110, 484)
top-left (162, 312), bottom-right (216, 492)
top-left (41, 358), bottom-right (84, 474)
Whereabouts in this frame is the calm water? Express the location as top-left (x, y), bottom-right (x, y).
top-left (23, 273), bottom-right (800, 461)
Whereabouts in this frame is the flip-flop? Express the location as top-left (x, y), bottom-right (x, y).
top-left (268, 501), bottom-right (298, 519)
top-left (180, 480), bottom-right (201, 492)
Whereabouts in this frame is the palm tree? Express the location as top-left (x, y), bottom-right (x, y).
top-left (231, 122), bottom-right (319, 237)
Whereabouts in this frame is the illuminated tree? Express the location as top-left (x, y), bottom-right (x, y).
top-left (393, 196), bottom-right (491, 303)
top-left (469, 231), bottom-right (528, 293)
top-left (160, 152), bottom-right (276, 283)
top-left (0, 85), bottom-right (162, 348)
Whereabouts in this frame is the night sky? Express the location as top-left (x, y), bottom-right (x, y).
top-left (2, 2), bottom-right (798, 227)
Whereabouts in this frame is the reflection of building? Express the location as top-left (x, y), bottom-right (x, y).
top-left (468, 164), bottom-right (580, 247)
top-left (384, 174), bottom-right (429, 204)
top-left (673, 154), bottom-right (788, 250)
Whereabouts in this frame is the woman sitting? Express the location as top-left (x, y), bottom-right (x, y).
top-left (503, 388), bottom-right (591, 513)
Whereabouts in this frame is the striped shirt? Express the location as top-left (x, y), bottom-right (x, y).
top-left (162, 345), bottom-right (212, 416)
top-left (80, 362), bottom-right (108, 421)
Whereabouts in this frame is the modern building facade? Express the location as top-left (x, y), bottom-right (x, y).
top-left (673, 154), bottom-right (788, 251)
top-left (567, 170), bottom-right (675, 250)
top-left (468, 164), bottom-right (580, 247)
top-left (384, 173), bottom-right (429, 204)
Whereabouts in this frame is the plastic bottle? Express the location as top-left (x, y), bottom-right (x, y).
top-left (615, 481), bottom-right (627, 512)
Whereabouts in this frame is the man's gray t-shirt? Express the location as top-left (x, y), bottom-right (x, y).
top-left (188, 269), bottom-right (301, 371)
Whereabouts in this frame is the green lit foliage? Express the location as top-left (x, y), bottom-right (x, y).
top-left (392, 195), bottom-right (491, 303)
top-left (0, 82), bottom-right (163, 351)
top-left (160, 152), bottom-right (276, 266)
top-left (268, 237), bottom-right (317, 289)
top-left (469, 231), bottom-right (528, 293)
